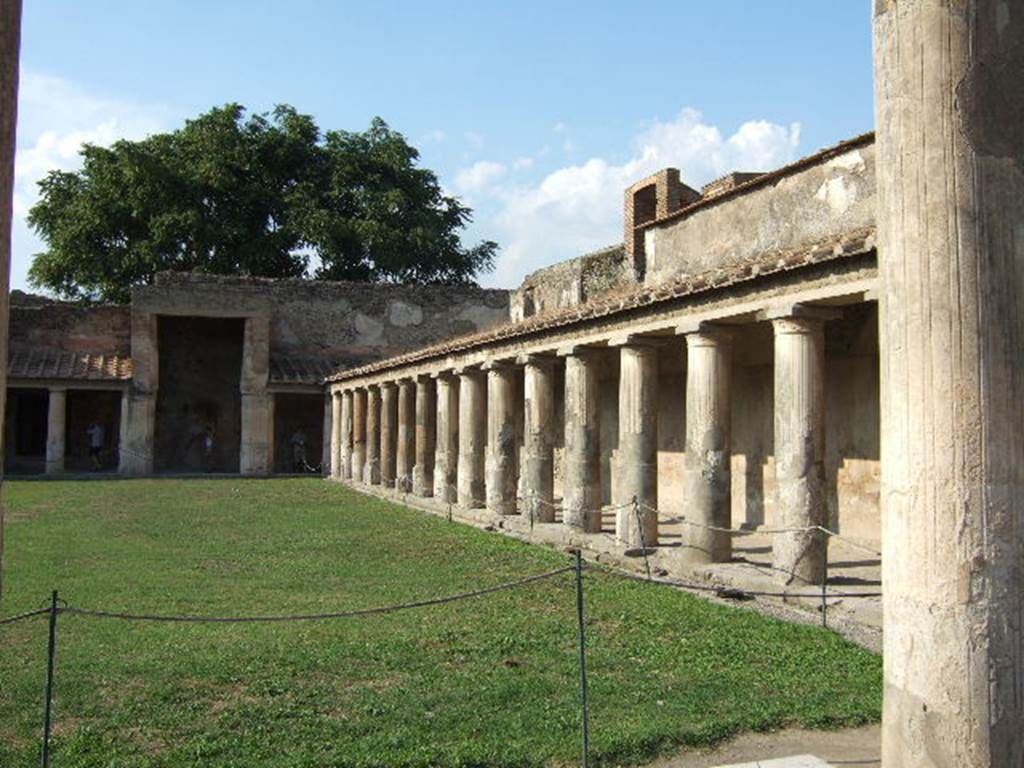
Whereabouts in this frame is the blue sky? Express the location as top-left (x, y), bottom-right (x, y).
top-left (13, 1), bottom-right (874, 293)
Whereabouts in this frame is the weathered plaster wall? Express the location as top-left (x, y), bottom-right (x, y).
top-left (643, 141), bottom-right (876, 286)
top-left (510, 246), bottom-right (629, 322)
top-left (8, 291), bottom-right (130, 355)
top-left (144, 272), bottom-right (511, 369)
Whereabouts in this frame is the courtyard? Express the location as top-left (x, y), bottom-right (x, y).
top-left (0, 478), bottom-right (880, 767)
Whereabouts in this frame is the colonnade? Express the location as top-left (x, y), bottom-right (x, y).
top-left (330, 307), bottom-right (832, 584)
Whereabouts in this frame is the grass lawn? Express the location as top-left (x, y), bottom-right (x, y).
top-left (0, 479), bottom-right (881, 767)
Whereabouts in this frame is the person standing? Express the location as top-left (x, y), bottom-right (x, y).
top-left (86, 421), bottom-right (104, 470)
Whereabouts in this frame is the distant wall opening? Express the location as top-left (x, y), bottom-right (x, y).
top-left (4, 388), bottom-right (48, 474)
top-left (155, 316), bottom-right (244, 473)
top-left (66, 390), bottom-right (122, 472)
top-left (273, 393), bottom-right (325, 473)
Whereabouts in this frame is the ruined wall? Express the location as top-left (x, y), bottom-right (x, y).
top-left (8, 291), bottom-right (130, 355)
top-left (642, 139), bottom-right (876, 286)
top-left (144, 273), bottom-right (511, 370)
top-left (509, 246), bottom-right (630, 322)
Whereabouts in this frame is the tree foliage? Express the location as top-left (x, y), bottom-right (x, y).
top-left (28, 105), bottom-right (496, 302)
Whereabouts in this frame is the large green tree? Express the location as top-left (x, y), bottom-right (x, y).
top-left (28, 105), bottom-right (496, 302)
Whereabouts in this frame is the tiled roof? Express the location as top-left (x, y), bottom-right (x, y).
top-left (327, 225), bottom-right (876, 383)
top-left (8, 347), bottom-right (132, 382)
top-left (270, 356), bottom-right (343, 385)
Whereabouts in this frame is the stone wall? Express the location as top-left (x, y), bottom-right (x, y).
top-left (641, 138), bottom-right (876, 287)
top-left (509, 246), bottom-right (629, 322)
top-left (8, 291), bottom-right (130, 355)
top-left (143, 272), bottom-right (511, 368)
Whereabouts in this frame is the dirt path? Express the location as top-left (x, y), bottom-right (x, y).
top-left (643, 724), bottom-right (880, 767)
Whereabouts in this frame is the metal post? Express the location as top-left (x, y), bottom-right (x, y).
top-left (573, 550), bottom-right (590, 768)
top-left (41, 590), bottom-right (58, 768)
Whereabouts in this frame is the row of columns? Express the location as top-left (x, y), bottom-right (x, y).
top-left (330, 309), bottom-right (831, 585)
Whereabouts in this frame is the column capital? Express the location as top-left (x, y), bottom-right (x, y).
top-left (675, 320), bottom-right (737, 343)
top-left (516, 352), bottom-right (556, 367)
top-left (556, 343), bottom-right (603, 358)
top-left (380, 380), bottom-right (398, 392)
top-left (760, 303), bottom-right (841, 324)
top-left (606, 332), bottom-right (666, 348)
top-left (481, 357), bottom-right (517, 372)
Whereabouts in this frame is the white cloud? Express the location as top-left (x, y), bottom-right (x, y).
top-left (454, 160), bottom-right (506, 195)
top-left (421, 128), bottom-right (446, 144)
top-left (10, 71), bottom-right (176, 292)
top-left (512, 156), bottom-right (534, 171)
top-left (478, 108), bottom-right (802, 287)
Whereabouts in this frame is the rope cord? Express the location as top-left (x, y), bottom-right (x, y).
top-left (0, 607), bottom-right (52, 627)
top-left (59, 567), bottom-right (573, 624)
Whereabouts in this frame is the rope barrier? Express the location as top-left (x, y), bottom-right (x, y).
top-left (58, 567), bottom-right (573, 624)
top-left (0, 607), bottom-right (52, 627)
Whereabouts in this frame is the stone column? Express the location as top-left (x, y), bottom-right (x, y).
top-left (770, 311), bottom-right (829, 585)
top-left (875, 3), bottom-right (1024, 765)
top-left (396, 379), bottom-right (415, 492)
top-left (239, 315), bottom-right (272, 475)
top-left (485, 361), bottom-right (518, 515)
top-left (330, 391), bottom-right (343, 480)
top-left (351, 388), bottom-right (367, 481)
top-left (379, 382), bottom-right (397, 487)
top-left (456, 369), bottom-right (486, 508)
top-left (562, 349), bottom-right (601, 532)
top-left (413, 376), bottom-right (435, 496)
top-left (434, 373), bottom-right (459, 502)
top-left (45, 387), bottom-right (66, 475)
top-left (615, 341), bottom-right (659, 546)
top-left (117, 389), bottom-right (130, 473)
top-left (339, 391), bottom-right (353, 480)
top-left (122, 310), bottom-right (158, 474)
top-left (522, 355), bottom-right (556, 522)
top-left (364, 386), bottom-right (381, 484)
top-left (680, 325), bottom-right (733, 565)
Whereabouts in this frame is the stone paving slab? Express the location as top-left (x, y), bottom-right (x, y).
top-left (713, 756), bottom-right (829, 768)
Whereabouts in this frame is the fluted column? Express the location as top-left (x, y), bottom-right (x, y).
top-left (396, 379), bottom-right (415, 492)
top-left (562, 349), bottom-right (601, 532)
top-left (456, 369), bottom-right (486, 508)
top-left (680, 325), bottom-right (733, 564)
top-left (485, 361), bottom-right (518, 515)
top-left (522, 355), bottom-right (556, 522)
top-left (875, 3), bottom-right (1024, 765)
top-left (615, 341), bottom-right (658, 546)
top-left (434, 373), bottom-right (458, 502)
top-left (771, 312), bottom-right (828, 585)
top-left (364, 386), bottom-right (381, 484)
top-left (413, 376), bottom-right (435, 496)
top-left (351, 388), bottom-right (367, 480)
top-left (45, 387), bottom-right (66, 475)
top-left (380, 382), bottom-right (397, 487)
top-left (339, 390), bottom-right (353, 480)
top-left (330, 391), bottom-right (343, 480)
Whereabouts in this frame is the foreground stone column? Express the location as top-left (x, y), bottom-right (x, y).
top-left (485, 361), bottom-right (518, 515)
top-left (562, 349), bottom-right (601, 532)
top-left (771, 312), bottom-right (828, 585)
top-left (396, 379), bottom-right (415, 492)
top-left (339, 391), bottom-right (353, 480)
top-left (615, 341), bottom-right (658, 546)
top-left (875, 3), bottom-right (1024, 765)
top-left (413, 376), bottom-right (435, 496)
top-left (351, 388), bottom-right (367, 480)
top-left (522, 355), bottom-right (555, 522)
top-left (380, 382), bottom-right (397, 487)
top-left (239, 315), bottom-right (272, 475)
top-left (456, 369), bottom-right (486, 508)
top-left (364, 386), bottom-right (381, 484)
top-left (434, 373), bottom-right (458, 501)
top-left (680, 326), bottom-right (733, 564)
top-left (45, 387), bottom-right (66, 475)
top-left (330, 391), bottom-right (343, 480)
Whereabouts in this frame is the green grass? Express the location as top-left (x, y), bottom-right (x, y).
top-left (0, 479), bottom-right (881, 767)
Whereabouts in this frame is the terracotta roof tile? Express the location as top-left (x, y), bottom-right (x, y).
top-left (8, 347), bottom-right (132, 382)
top-left (270, 356), bottom-right (342, 385)
top-left (327, 226), bottom-right (877, 383)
